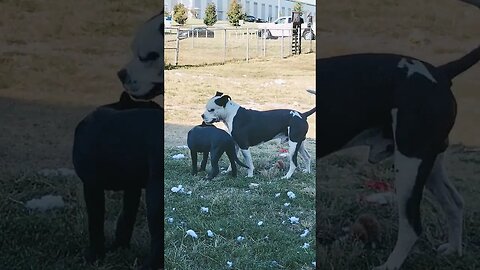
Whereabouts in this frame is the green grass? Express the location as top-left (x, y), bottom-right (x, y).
top-left (164, 139), bottom-right (316, 270)
top-left (316, 146), bottom-right (480, 270)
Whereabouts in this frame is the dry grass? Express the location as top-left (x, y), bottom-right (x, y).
top-left (317, 0), bottom-right (480, 146)
top-left (164, 53), bottom-right (316, 147)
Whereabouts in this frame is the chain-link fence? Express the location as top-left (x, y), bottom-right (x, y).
top-left (165, 26), bottom-right (316, 66)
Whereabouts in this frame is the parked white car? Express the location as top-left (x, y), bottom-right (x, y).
top-left (257, 16), bottom-right (315, 40)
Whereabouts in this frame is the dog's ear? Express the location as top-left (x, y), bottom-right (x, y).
top-left (214, 95), bottom-right (231, 107)
top-left (215, 91), bottom-right (223, 97)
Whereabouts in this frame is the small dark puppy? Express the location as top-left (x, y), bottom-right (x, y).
top-left (187, 122), bottom-right (248, 179)
top-left (73, 93), bottom-right (163, 269)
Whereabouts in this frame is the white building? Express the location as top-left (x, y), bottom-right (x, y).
top-left (164, 0), bottom-right (316, 22)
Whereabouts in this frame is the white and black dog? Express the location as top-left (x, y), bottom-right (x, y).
top-left (73, 11), bottom-right (164, 270)
top-left (316, 17), bottom-right (480, 270)
top-left (117, 11), bottom-right (164, 100)
top-left (202, 92), bottom-right (315, 179)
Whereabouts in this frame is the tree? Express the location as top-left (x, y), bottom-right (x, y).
top-left (173, 3), bottom-right (188, 25)
top-left (227, 0), bottom-right (243, 26)
top-left (293, 1), bottom-right (304, 14)
top-left (204, 3), bottom-right (218, 26)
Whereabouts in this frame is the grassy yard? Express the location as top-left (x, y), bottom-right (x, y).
top-left (163, 45), bottom-right (316, 269)
top-left (164, 141), bottom-right (316, 270)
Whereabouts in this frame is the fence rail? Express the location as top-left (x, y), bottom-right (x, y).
top-left (165, 26), bottom-right (315, 66)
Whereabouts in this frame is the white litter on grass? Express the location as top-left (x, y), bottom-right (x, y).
top-left (38, 168), bottom-right (76, 177)
top-left (200, 207), bottom-right (209, 213)
top-left (186, 230), bottom-right (198, 239)
top-left (275, 193), bottom-right (281, 197)
top-left (171, 185), bottom-right (185, 193)
top-left (172, 154), bottom-right (185, 159)
top-left (237, 236), bottom-right (245, 242)
top-left (186, 191), bottom-right (192, 195)
top-left (287, 191), bottom-right (296, 199)
top-left (312, 262), bottom-right (316, 267)
top-left (227, 261), bottom-right (233, 268)
top-left (257, 221), bottom-right (264, 226)
top-left (207, 230), bottom-right (215, 237)
top-left (302, 243), bottom-right (310, 249)
top-left (176, 145), bottom-right (189, 149)
top-left (274, 79), bottom-right (286, 85)
top-left (364, 192), bottom-right (395, 205)
top-left (284, 203), bottom-right (291, 207)
top-left (172, 208), bottom-right (176, 211)
top-left (25, 195), bottom-right (65, 212)
top-left (249, 183), bottom-right (260, 188)
top-left (167, 217), bottom-right (174, 223)
top-left (289, 216), bottom-right (299, 224)
top-left (300, 229), bottom-right (309, 237)
top-left (279, 153), bottom-right (288, 157)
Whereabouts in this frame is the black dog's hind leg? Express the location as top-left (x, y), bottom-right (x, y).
top-left (226, 146), bottom-right (238, 177)
top-left (142, 176), bottom-right (163, 269)
top-left (207, 150), bottom-right (220, 179)
top-left (111, 188), bottom-right (142, 250)
top-left (191, 150), bottom-right (198, 175)
top-left (83, 183), bottom-right (106, 263)
top-left (199, 151), bottom-right (209, 172)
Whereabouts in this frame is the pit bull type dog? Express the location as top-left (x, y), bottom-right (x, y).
top-left (73, 11), bottom-right (164, 270)
top-left (187, 121), bottom-right (249, 179)
top-left (202, 92), bottom-right (315, 179)
top-left (316, 35), bottom-right (480, 270)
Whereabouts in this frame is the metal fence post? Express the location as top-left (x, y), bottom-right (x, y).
top-left (175, 27), bottom-right (180, 66)
top-left (191, 26), bottom-right (194, 48)
top-left (263, 30), bottom-right (266, 57)
top-left (281, 29), bottom-right (284, 59)
top-left (224, 28), bottom-right (227, 63)
top-left (246, 27), bottom-right (249, 62)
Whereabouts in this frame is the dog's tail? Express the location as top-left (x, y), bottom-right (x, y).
top-left (302, 107), bottom-right (316, 118)
top-left (438, 45), bottom-right (480, 81)
top-left (302, 89), bottom-right (316, 118)
top-left (235, 156), bottom-right (249, 169)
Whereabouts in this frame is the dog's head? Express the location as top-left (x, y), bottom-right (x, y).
top-left (117, 11), bottom-right (164, 100)
top-left (202, 92), bottom-right (232, 124)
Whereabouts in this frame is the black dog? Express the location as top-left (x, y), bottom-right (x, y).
top-left (316, 44), bottom-right (480, 269)
top-left (73, 95), bottom-right (163, 269)
top-left (187, 122), bottom-right (248, 179)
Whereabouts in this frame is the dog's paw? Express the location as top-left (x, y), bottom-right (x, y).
top-left (281, 175), bottom-right (291, 179)
top-left (437, 243), bottom-right (462, 256)
top-left (302, 168), bottom-right (311, 173)
top-left (221, 170), bottom-right (229, 174)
